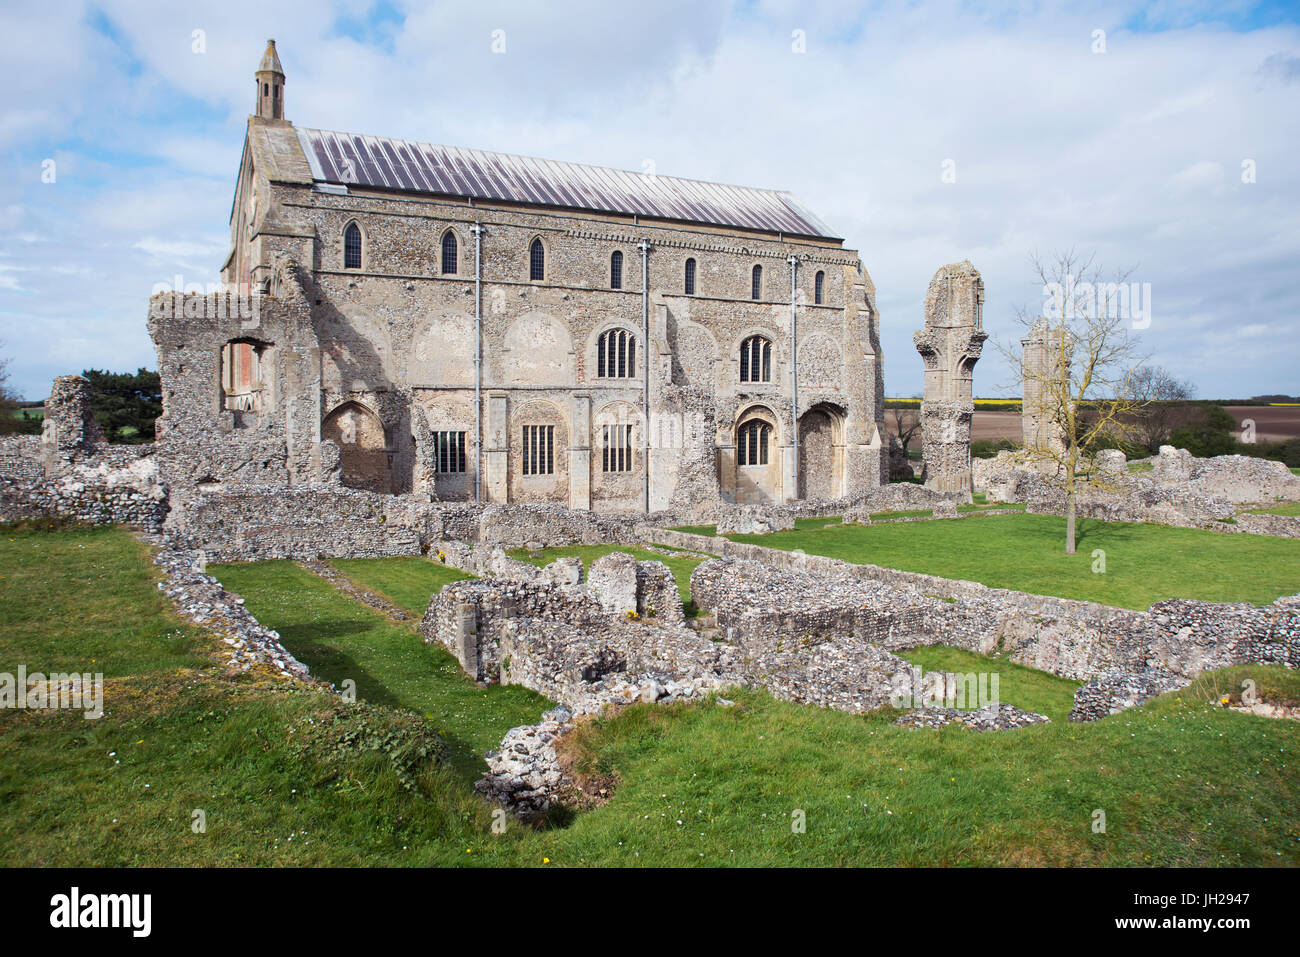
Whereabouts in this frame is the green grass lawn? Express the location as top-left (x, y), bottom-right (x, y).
top-left (0, 525), bottom-right (209, 678)
top-left (330, 556), bottom-right (471, 618)
top-left (896, 647), bottom-right (1081, 720)
top-left (718, 513), bottom-right (1300, 609)
top-left (210, 560), bottom-right (549, 782)
top-left (1245, 502), bottom-right (1300, 517)
top-left (5, 525), bottom-right (1300, 867)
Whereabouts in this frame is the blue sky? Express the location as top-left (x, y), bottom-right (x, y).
top-left (1, 0), bottom-right (1298, 400)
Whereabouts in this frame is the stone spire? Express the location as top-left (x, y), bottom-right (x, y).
top-left (255, 39), bottom-right (286, 121)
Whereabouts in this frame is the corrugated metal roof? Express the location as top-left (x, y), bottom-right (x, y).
top-left (296, 128), bottom-right (839, 240)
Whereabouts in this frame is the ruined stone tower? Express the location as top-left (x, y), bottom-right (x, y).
top-left (1020, 317), bottom-right (1071, 454)
top-left (913, 261), bottom-right (986, 493)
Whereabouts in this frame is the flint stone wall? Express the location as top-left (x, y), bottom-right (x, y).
top-left (687, 555), bottom-right (1300, 684)
top-left (0, 436), bottom-right (165, 531)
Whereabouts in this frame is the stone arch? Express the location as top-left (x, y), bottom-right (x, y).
top-left (731, 403), bottom-right (781, 504)
top-left (410, 311), bottom-right (474, 386)
top-left (670, 320), bottom-right (717, 389)
top-left (507, 397), bottom-right (569, 503)
top-left (501, 311), bottom-right (574, 386)
top-left (797, 333), bottom-right (843, 391)
top-left (594, 399), bottom-right (642, 479)
top-left (322, 400), bottom-right (391, 493)
top-left (799, 402), bottom-right (846, 500)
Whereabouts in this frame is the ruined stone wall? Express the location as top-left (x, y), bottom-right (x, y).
top-left (147, 260), bottom-right (323, 513)
top-left (688, 556), bottom-right (1300, 685)
top-left (0, 379), bottom-right (167, 531)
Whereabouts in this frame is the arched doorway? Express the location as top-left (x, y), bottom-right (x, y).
top-left (799, 405), bottom-right (844, 500)
top-left (323, 401), bottom-right (391, 493)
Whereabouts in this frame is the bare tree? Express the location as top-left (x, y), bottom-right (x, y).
top-left (1130, 365), bottom-right (1196, 454)
top-left (0, 346), bottom-right (18, 437)
top-left (998, 250), bottom-right (1149, 554)
top-left (888, 406), bottom-right (922, 457)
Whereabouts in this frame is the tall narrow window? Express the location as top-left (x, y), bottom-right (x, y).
top-left (529, 239), bottom-right (545, 281)
top-left (344, 223), bottom-right (362, 269)
top-left (602, 424), bottom-right (634, 473)
top-left (739, 335), bottom-right (772, 383)
top-left (737, 420), bottom-right (771, 466)
top-left (521, 425), bottom-right (555, 475)
top-left (434, 431), bottom-right (467, 473)
top-left (441, 231), bottom-right (458, 275)
top-left (597, 328), bottom-right (636, 378)
top-left (684, 258), bottom-right (696, 295)
top-left (751, 264), bottom-right (762, 300)
top-left (815, 270), bottom-right (825, 305)
top-left (610, 250), bottom-right (623, 289)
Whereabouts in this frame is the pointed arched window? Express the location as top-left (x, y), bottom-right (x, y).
top-left (344, 223), bottom-right (362, 269)
top-left (814, 270), bottom-right (825, 304)
top-left (610, 250), bottom-right (623, 289)
top-left (751, 264), bottom-right (762, 300)
top-left (441, 231), bottom-right (458, 274)
top-left (529, 239), bottom-right (545, 281)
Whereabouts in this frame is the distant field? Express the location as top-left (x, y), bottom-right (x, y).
top-left (885, 404), bottom-right (1300, 445)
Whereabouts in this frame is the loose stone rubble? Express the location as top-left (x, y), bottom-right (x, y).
top-left (149, 536), bottom-right (311, 680)
top-left (894, 703), bottom-right (1050, 731)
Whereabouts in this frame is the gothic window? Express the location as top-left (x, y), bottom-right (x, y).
top-left (529, 239), bottom-right (545, 281)
top-left (597, 328), bottom-right (636, 378)
top-left (815, 270), bottom-right (825, 304)
top-left (751, 264), bottom-right (762, 300)
top-left (521, 425), bottom-right (554, 475)
top-left (434, 431), bottom-right (466, 473)
top-left (441, 231), bottom-right (458, 274)
top-left (610, 250), bottom-right (623, 289)
top-left (740, 335), bottom-right (772, 383)
top-left (684, 257), bottom-right (696, 295)
top-left (344, 222), bottom-right (362, 269)
top-left (737, 420), bottom-right (771, 466)
top-left (602, 424), bottom-right (634, 473)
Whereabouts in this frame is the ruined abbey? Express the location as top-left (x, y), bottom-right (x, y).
top-left (148, 40), bottom-right (892, 516)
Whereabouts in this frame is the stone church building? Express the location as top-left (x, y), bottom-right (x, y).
top-left (149, 40), bottom-right (891, 514)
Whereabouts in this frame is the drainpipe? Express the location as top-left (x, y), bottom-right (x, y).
top-left (472, 221), bottom-right (483, 503)
top-left (638, 238), bottom-right (652, 514)
top-left (788, 253), bottom-right (799, 500)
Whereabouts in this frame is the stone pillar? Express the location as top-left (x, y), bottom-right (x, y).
top-left (453, 603), bottom-right (479, 681)
top-left (1020, 318), bottom-right (1070, 454)
top-left (569, 392), bottom-right (591, 511)
top-left (780, 441), bottom-right (797, 504)
top-left (39, 375), bottom-right (105, 476)
top-left (913, 261), bottom-right (986, 494)
top-left (485, 392), bottom-right (509, 503)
